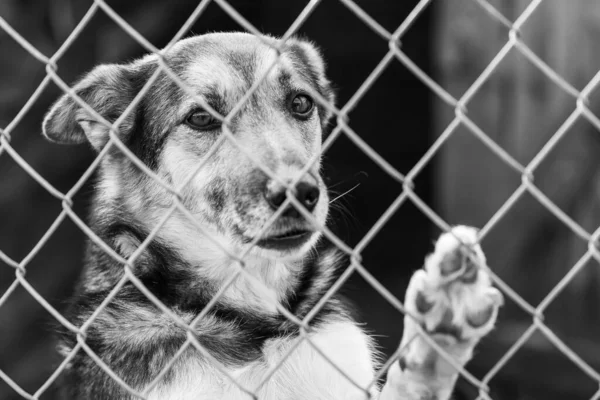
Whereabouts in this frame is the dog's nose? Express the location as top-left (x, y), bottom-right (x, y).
top-left (295, 182), bottom-right (320, 212)
top-left (265, 181), bottom-right (320, 216)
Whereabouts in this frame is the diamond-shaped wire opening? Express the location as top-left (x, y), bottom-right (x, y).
top-left (1, 75), bottom-right (53, 139)
top-left (0, 16), bottom-right (54, 66)
top-left (488, 0), bottom-right (600, 100)
top-left (478, 318), bottom-right (600, 400)
top-left (0, 272), bottom-right (80, 399)
top-left (468, 232), bottom-right (600, 393)
top-left (0, 149), bottom-right (78, 266)
top-left (0, 134), bottom-right (67, 206)
top-left (468, 323), bottom-right (599, 400)
top-left (0, 209), bottom-right (78, 380)
top-left (0, 369), bottom-right (32, 400)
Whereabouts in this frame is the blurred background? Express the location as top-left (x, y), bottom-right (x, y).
top-left (1, 0), bottom-right (600, 399)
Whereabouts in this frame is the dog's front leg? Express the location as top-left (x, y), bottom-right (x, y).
top-left (379, 226), bottom-right (503, 400)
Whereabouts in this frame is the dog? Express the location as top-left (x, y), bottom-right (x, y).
top-left (42, 32), bottom-right (503, 399)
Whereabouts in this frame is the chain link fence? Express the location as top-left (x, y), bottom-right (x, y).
top-left (1, 0), bottom-right (600, 398)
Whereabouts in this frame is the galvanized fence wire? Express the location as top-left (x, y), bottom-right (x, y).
top-left (1, 0), bottom-right (599, 398)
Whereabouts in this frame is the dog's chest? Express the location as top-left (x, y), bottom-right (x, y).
top-left (146, 321), bottom-right (378, 400)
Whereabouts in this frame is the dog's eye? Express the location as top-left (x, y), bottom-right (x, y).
top-left (185, 110), bottom-right (220, 130)
top-left (289, 94), bottom-right (314, 117)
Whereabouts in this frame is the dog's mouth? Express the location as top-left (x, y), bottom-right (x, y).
top-left (255, 228), bottom-right (314, 251)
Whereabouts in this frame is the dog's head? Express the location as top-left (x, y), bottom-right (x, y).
top-left (43, 32), bottom-right (335, 264)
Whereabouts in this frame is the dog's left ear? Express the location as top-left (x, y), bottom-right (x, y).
top-left (43, 62), bottom-right (145, 151)
top-left (287, 38), bottom-right (336, 125)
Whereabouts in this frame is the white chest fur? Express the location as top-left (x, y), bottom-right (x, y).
top-left (146, 321), bottom-right (379, 400)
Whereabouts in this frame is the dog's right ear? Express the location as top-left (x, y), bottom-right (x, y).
top-left (43, 63), bottom-right (143, 151)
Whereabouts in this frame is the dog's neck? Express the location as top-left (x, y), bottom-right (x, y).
top-left (96, 203), bottom-right (304, 315)
top-left (152, 211), bottom-right (307, 314)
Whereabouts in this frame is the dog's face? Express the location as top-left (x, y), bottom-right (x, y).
top-left (43, 33), bottom-right (335, 264)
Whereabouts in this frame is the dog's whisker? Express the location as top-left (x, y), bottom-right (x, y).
top-left (326, 171), bottom-right (368, 190)
top-left (329, 183), bottom-right (360, 205)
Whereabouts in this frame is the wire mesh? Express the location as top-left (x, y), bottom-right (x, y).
top-left (1, 0), bottom-right (599, 399)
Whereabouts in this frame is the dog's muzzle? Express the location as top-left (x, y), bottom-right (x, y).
top-left (256, 179), bottom-right (320, 251)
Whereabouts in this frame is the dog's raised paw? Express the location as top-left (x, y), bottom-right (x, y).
top-left (398, 225), bottom-right (503, 374)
